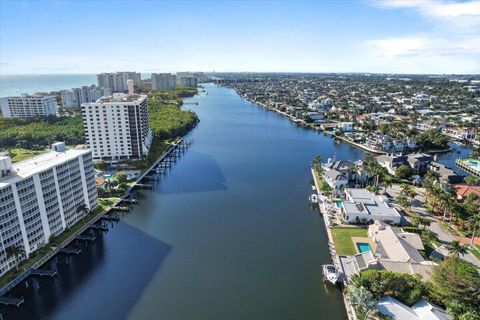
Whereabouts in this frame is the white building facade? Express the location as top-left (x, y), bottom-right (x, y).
top-left (82, 93), bottom-right (153, 161)
top-left (178, 76), bottom-right (198, 88)
top-left (60, 86), bottom-right (103, 108)
top-left (0, 142), bottom-right (98, 276)
top-left (0, 94), bottom-right (57, 118)
top-left (97, 72), bottom-right (141, 93)
top-left (151, 73), bottom-right (176, 90)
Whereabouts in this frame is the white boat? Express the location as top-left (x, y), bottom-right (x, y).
top-left (309, 194), bottom-right (318, 203)
top-left (322, 264), bottom-right (338, 284)
top-left (311, 185), bottom-right (317, 191)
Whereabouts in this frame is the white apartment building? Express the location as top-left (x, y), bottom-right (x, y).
top-left (82, 93), bottom-right (153, 161)
top-left (151, 73), bottom-right (176, 90)
top-left (60, 86), bottom-right (103, 108)
top-left (0, 94), bottom-right (57, 118)
top-left (178, 76), bottom-right (198, 88)
top-left (0, 142), bottom-right (98, 276)
top-left (97, 72), bottom-right (141, 93)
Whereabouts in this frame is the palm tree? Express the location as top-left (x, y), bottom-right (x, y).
top-left (5, 245), bottom-right (26, 271)
top-left (440, 191), bottom-right (455, 222)
top-left (76, 203), bottom-right (90, 221)
top-left (382, 174), bottom-right (394, 192)
top-left (468, 212), bottom-right (480, 247)
top-left (427, 186), bottom-right (441, 213)
top-left (311, 155), bottom-right (323, 175)
top-left (401, 183), bottom-right (416, 199)
top-left (418, 216), bottom-right (431, 230)
top-left (421, 229), bottom-right (438, 244)
top-left (397, 195), bottom-right (411, 211)
top-left (448, 240), bottom-right (468, 258)
top-left (347, 286), bottom-right (376, 317)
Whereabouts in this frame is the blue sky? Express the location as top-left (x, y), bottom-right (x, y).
top-left (1, 0), bottom-right (479, 74)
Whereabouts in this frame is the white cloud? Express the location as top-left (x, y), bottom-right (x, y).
top-left (366, 0), bottom-right (480, 73)
top-left (371, 0), bottom-right (480, 27)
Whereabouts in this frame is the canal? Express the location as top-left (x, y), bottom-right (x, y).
top-left (0, 83), bottom-right (469, 320)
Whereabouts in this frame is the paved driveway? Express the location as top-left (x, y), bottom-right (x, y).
top-left (386, 184), bottom-right (480, 268)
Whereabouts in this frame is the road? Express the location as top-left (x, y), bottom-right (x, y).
top-left (386, 184), bottom-right (480, 268)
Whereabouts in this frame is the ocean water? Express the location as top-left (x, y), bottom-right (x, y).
top-left (0, 74), bottom-right (97, 97)
top-left (0, 73), bottom-right (152, 97)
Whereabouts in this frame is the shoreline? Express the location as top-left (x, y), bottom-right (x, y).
top-left (0, 103), bottom-right (198, 297)
top-left (311, 168), bottom-right (356, 320)
top-left (231, 87), bottom-right (457, 158)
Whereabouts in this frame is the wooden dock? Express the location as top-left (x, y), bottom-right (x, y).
top-left (31, 269), bottom-right (56, 278)
top-left (76, 235), bottom-right (96, 242)
top-left (0, 296), bottom-right (24, 307)
top-left (90, 224), bottom-right (108, 231)
top-left (59, 248), bottom-right (82, 255)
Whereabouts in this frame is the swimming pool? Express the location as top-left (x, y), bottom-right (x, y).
top-left (335, 200), bottom-right (342, 208)
top-left (356, 242), bottom-right (372, 253)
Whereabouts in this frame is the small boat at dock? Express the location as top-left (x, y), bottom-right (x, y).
top-left (309, 194), bottom-right (318, 203)
top-left (322, 264), bottom-right (338, 284)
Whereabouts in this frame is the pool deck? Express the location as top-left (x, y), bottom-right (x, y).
top-left (456, 158), bottom-right (480, 177)
top-left (351, 237), bottom-right (376, 254)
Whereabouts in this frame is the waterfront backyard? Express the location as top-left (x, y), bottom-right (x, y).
top-left (331, 227), bottom-right (368, 255)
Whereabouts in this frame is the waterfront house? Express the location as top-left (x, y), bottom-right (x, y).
top-left (376, 153), bottom-right (432, 176)
top-left (337, 122), bottom-right (354, 132)
top-left (428, 162), bottom-right (464, 185)
top-left (407, 154), bottom-right (433, 174)
top-left (341, 189), bottom-right (402, 224)
top-left (368, 221), bottom-right (425, 263)
top-left (377, 297), bottom-right (453, 320)
top-left (376, 154), bottom-right (408, 175)
top-left (323, 159), bottom-right (369, 190)
top-left (338, 220), bottom-right (435, 281)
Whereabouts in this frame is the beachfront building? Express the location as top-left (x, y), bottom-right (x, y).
top-left (60, 86), bottom-right (103, 108)
top-left (178, 76), bottom-right (198, 88)
top-left (97, 72), bottom-right (142, 93)
top-left (151, 73), bottom-right (176, 90)
top-left (0, 142), bottom-right (98, 276)
top-left (341, 189), bottom-right (402, 224)
top-left (81, 93), bottom-right (153, 161)
top-left (0, 94), bottom-right (57, 118)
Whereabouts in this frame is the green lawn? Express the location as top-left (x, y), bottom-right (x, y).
top-left (98, 197), bottom-right (120, 210)
top-left (331, 227), bottom-right (368, 255)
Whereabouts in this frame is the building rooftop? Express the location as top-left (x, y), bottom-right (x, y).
top-left (86, 93), bottom-right (147, 104)
top-left (376, 296), bottom-right (452, 320)
top-left (343, 188), bottom-right (401, 220)
top-left (0, 147), bottom-right (90, 188)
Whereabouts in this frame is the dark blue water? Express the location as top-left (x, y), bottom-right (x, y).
top-left (0, 83), bottom-right (468, 320)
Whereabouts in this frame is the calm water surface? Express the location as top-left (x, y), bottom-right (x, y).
top-left (0, 83), bottom-right (468, 320)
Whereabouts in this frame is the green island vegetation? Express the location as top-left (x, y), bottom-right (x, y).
top-left (128, 86), bottom-right (198, 170)
top-left (0, 115), bottom-right (84, 150)
top-left (347, 258), bottom-right (480, 319)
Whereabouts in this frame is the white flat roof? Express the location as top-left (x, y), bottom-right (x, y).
top-left (0, 148), bottom-right (91, 188)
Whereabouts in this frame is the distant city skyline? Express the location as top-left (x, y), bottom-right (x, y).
top-left (1, 0), bottom-right (479, 75)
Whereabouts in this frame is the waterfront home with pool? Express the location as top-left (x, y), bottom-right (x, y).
top-left (338, 220), bottom-right (435, 281)
top-left (341, 188), bottom-right (401, 224)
